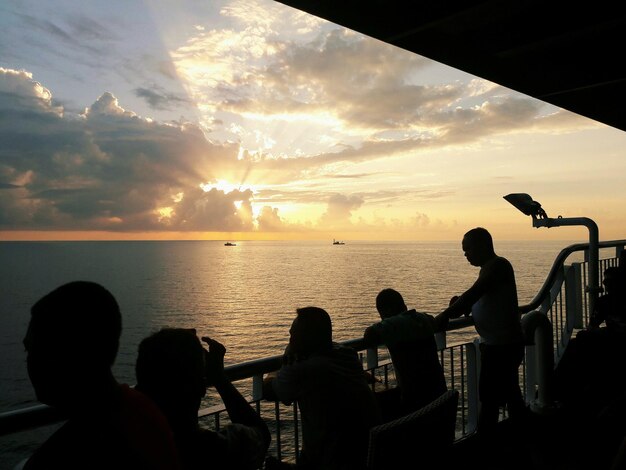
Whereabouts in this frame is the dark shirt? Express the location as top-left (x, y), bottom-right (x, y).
top-left (176, 423), bottom-right (268, 470)
top-left (365, 310), bottom-right (447, 411)
top-left (22, 384), bottom-right (180, 470)
top-left (271, 343), bottom-right (381, 470)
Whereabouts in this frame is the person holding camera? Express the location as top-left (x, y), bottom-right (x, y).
top-left (135, 328), bottom-right (270, 470)
top-left (263, 307), bottom-right (381, 470)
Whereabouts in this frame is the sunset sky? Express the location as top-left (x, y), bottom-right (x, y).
top-left (1, 0), bottom-right (625, 242)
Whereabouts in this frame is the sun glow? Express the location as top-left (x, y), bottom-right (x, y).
top-left (200, 179), bottom-right (256, 194)
top-left (156, 207), bottom-right (174, 221)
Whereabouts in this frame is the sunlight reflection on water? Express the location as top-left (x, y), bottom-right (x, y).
top-left (0, 239), bottom-right (585, 412)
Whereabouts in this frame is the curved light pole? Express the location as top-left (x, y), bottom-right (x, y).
top-left (503, 193), bottom-right (600, 315)
top-left (504, 194), bottom-right (600, 414)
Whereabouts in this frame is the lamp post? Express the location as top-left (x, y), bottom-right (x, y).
top-left (503, 193), bottom-right (600, 316)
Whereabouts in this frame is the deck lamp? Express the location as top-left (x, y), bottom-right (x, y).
top-left (503, 193), bottom-right (600, 315)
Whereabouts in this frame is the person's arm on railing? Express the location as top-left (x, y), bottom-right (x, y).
top-left (202, 337), bottom-right (271, 450)
top-left (434, 258), bottom-right (501, 329)
top-left (261, 345), bottom-right (298, 405)
top-left (363, 323), bottom-right (382, 346)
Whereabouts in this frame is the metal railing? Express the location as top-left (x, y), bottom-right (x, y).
top-left (1, 240), bottom-right (625, 464)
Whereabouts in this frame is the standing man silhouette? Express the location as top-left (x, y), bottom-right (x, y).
top-left (435, 228), bottom-right (526, 435)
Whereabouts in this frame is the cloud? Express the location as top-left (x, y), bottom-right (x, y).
top-left (6, 10), bottom-right (119, 72)
top-left (0, 68), bottom-right (63, 115)
top-left (256, 205), bottom-right (286, 231)
top-left (318, 193), bottom-right (364, 228)
top-left (134, 86), bottom-right (190, 110)
top-left (170, 11), bottom-right (596, 187)
top-left (215, 28), bottom-right (447, 130)
top-left (254, 187), bottom-right (452, 207)
top-left (0, 1), bottom-right (604, 235)
top-left (0, 68), bottom-right (248, 231)
top-left (166, 187), bottom-right (255, 231)
top-left (87, 92), bottom-right (134, 116)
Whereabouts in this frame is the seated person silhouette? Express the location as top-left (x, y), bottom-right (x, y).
top-left (556, 266), bottom-right (626, 410)
top-left (363, 288), bottom-right (447, 420)
top-left (21, 281), bottom-right (180, 470)
top-left (135, 328), bottom-right (270, 470)
top-left (587, 266), bottom-right (626, 335)
top-left (263, 307), bottom-right (381, 470)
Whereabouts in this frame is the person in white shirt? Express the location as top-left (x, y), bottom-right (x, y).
top-left (435, 227), bottom-right (525, 435)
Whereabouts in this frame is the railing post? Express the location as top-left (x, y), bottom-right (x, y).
top-left (465, 339), bottom-right (480, 434)
top-left (435, 331), bottom-right (446, 351)
top-left (274, 401), bottom-right (282, 461)
top-left (523, 339), bottom-right (537, 404)
top-left (521, 311), bottom-right (556, 414)
top-left (293, 402), bottom-right (300, 465)
top-left (565, 263), bottom-right (584, 331)
top-left (366, 347), bottom-right (379, 371)
top-left (252, 374), bottom-right (264, 402)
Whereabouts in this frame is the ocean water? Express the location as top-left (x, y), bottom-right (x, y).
top-left (0, 239), bottom-right (590, 467)
top-left (0, 239), bottom-right (585, 411)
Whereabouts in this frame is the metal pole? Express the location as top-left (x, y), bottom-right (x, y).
top-left (533, 216), bottom-right (600, 316)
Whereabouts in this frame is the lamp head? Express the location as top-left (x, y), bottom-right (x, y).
top-left (503, 193), bottom-right (547, 219)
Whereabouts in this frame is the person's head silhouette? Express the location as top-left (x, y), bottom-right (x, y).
top-left (22, 282), bottom-right (183, 469)
top-left (135, 328), bottom-right (207, 423)
top-left (24, 281), bottom-right (121, 411)
top-left (602, 266), bottom-right (622, 295)
top-left (375, 288), bottom-right (407, 319)
top-left (462, 227), bottom-right (495, 267)
top-left (289, 307), bottom-right (333, 358)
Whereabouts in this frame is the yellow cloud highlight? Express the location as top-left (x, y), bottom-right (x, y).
top-left (200, 179), bottom-right (257, 194)
top-left (157, 207), bottom-right (174, 221)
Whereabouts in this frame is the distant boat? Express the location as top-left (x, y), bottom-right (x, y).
top-left (332, 239), bottom-right (345, 245)
top-left (224, 242), bottom-right (236, 246)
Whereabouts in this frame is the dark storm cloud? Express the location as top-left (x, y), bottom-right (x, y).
top-left (0, 68), bottom-right (249, 231)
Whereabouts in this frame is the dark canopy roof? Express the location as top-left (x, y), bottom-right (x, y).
top-left (275, 0), bottom-right (626, 132)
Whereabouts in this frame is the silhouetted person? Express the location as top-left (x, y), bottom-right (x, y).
top-left (21, 281), bottom-right (180, 470)
top-left (555, 266), bottom-right (626, 411)
top-left (363, 288), bottom-right (447, 420)
top-left (263, 307), bottom-right (381, 470)
top-left (135, 328), bottom-right (270, 470)
top-left (588, 266), bottom-right (626, 334)
top-left (435, 228), bottom-right (526, 436)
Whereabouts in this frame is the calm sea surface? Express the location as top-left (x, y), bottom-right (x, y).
top-left (0, 239), bottom-right (588, 466)
top-left (0, 239), bottom-right (586, 410)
